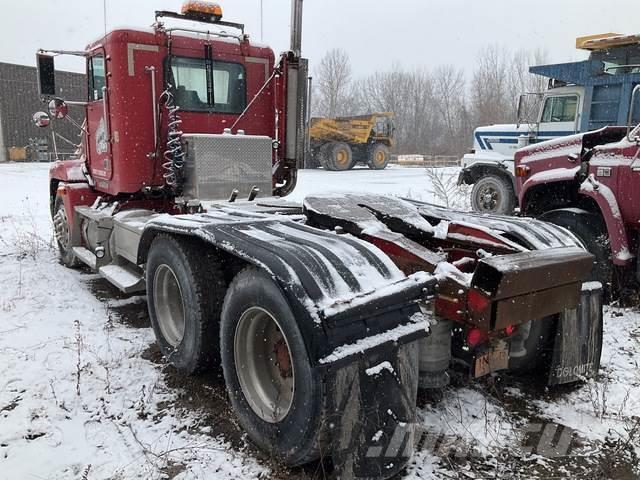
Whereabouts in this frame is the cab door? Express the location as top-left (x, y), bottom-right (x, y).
top-left (86, 53), bottom-right (113, 182)
top-left (615, 141), bottom-right (640, 225)
top-left (536, 94), bottom-right (581, 142)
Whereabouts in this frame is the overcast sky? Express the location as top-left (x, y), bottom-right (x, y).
top-left (2, 0), bottom-right (638, 76)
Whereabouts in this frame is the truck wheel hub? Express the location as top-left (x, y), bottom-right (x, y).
top-left (234, 307), bottom-right (295, 423)
top-left (153, 264), bottom-right (186, 347)
top-left (479, 187), bottom-right (499, 210)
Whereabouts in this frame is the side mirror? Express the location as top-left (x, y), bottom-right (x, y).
top-left (48, 98), bottom-right (68, 119)
top-left (516, 94), bottom-right (525, 127)
top-left (32, 111), bottom-right (50, 128)
top-left (627, 84), bottom-right (640, 142)
top-left (37, 53), bottom-right (56, 97)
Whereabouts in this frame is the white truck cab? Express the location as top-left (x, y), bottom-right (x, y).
top-left (459, 85), bottom-right (585, 214)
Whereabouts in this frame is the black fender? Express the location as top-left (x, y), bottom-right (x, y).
top-left (413, 201), bottom-right (584, 251)
top-left (461, 163), bottom-right (516, 191)
top-left (137, 209), bottom-right (435, 367)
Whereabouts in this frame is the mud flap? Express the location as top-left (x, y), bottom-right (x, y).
top-left (548, 283), bottom-right (603, 385)
top-left (329, 341), bottom-right (419, 480)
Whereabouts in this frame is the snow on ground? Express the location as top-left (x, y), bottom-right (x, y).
top-left (0, 163), bottom-right (267, 479)
top-left (1, 162), bottom-right (639, 479)
top-left (288, 165), bottom-right (467, 208)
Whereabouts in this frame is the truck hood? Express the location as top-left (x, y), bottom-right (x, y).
top-left (516, 126), bottom-right (628, 165)
top-left (473, 123), bottom-right (531, 152)
top-left (474, 123), bottom-right (531, 134)
top-left (515, 132), bottom-right (586, 165)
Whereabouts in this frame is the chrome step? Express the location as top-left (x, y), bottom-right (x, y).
top-left (99, 264), bottom-right (146, 294)
top-left (72, 247), bottom-right (97, 270)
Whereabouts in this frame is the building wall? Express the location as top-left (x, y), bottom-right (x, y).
top-left (0, 62), bottom-right (86, 162)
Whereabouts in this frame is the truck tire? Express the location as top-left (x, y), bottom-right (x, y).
top-left (471, 175), bottom-right (516, 215)
top-left (52, 195), bottom-right (79, 268)
top-left (220, 266), bottom-right (328, 466)
top-left (146, 234), bottom-right (225, 375)
top-left (321, 142), bottom-right (354, 171)
top-left (539, 209), bottom-right (614, 294)
top-left (367, 144), bottom-right (390, 170)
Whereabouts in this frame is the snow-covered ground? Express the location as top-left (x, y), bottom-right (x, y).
top-left (1, 163), bottom-right (639, 479)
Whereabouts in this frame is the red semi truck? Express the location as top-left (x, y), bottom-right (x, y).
top-left (516, 85), bottom-right (640, 297)
top-left (35, 1), bottom-right (603, 477)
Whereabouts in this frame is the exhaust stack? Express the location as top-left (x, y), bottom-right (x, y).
top-left (290, 0), bottom-right (303, 56)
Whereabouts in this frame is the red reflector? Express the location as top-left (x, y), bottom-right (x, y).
top-left (505, 325), bottom-right (515, 335)
top-left (467, 328), bottom-right (487, 347)
top-left (467, 289), bottom-right (491, 313)
top-left (515, 165), bottom-right (530, 177)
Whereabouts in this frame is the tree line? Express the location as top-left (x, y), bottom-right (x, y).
top-left (312, 46), bottom-right (548, 157)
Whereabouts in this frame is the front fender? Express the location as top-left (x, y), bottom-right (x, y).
top-left (138, 212), bottom-right (435, 366)
top-left (49, 160), bottom-right (88, 216)
top-left (49, 159), bottom-right (86, 183)
top-left (459, 158), bottom-right (516, 190)
top-left (579, 177), bottom-right (631, 266)
top-left (519, 166), bottom-right (580, 207)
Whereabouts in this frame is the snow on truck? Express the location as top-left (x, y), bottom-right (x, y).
top-left (460, 33), bottom-right (640, 215)
top-left (35, 1), bottom-right (603, 477)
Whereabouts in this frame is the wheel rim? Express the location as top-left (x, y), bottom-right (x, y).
top-left (478, 185), bottom-right (500, 212)
top-left (153, 264), bottom-right (186, 348)
top-left (374, 149), bottom-right (386, 167)
top-left (335, 149), bottom-right (349, 167)
top-left (53, 204), bottom-right (71, 251)
top-left (234, 307), bottom-right (295, 423)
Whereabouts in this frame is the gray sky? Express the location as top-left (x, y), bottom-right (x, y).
top-left (2, 0), bottom-right (638, 76)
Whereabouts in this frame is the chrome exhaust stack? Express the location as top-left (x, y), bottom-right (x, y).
top-left (290, 0), bottom-right (303, 56)
top-left (282, 0), bottom-right (307, 188)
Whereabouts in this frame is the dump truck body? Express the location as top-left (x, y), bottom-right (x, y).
top-left (308, 112), bottom-right (395, 170)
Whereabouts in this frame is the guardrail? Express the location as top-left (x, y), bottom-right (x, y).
top-left (390, 154), bottom-right (460, 168)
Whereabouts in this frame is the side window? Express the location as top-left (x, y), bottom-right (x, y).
top-left (88, 55), bottom-right (106, 101)
top-left (541, 96), bottom-right (578, 123)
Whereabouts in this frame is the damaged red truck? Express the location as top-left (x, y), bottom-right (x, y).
top-left (36, 1), bottom-right (603, 478)
top-left (516, 84), bottom-right (640, 298)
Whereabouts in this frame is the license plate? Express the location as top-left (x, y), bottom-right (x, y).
top-left (474, 342), bottom-right (509, 378)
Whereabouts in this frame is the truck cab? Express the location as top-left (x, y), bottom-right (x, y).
top-left (460, 32), bottom-right (640, 215)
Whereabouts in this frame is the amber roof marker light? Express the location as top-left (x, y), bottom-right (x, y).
top-left (181, 1), bottom-right (223, 21)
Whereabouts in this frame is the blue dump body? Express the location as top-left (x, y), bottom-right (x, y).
top-left (531, 53), bottom-right (640, 131)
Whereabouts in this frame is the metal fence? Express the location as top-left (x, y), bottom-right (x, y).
top-left (391, 154), bottom-right (460, 168)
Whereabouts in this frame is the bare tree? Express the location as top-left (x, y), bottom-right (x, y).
top-left (469, 45), bottom-right (512, 127)
top-left (311, 44), bottom-right (550, 157)
top-left (313, 48), bottom-right (354, 117)
top-left (432, 65), bottom-right (469, 155)
top-left (507, 48), bottom-right (550, 122)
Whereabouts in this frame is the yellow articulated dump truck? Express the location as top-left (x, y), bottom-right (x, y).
top-left (308, 113), bottom-right (395, 170)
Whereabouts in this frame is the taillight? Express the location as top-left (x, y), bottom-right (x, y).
top-left (467, 328), bottom-right (488, 347)
top-left (467, 289), bottom-right (490, 314)
top-left (515, 165), bottom-right (530, 177)
top-left (504, 325), bottom-right (515, 336)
